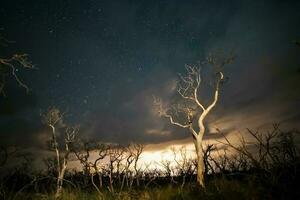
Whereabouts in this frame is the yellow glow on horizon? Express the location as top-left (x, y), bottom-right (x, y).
top-left (138, 143), bottom-right (196, 170)
top-left (68, 130), bottom-right (243, 172)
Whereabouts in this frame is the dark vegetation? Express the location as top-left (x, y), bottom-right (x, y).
top-left (0, 124), bottom-right (299, 200)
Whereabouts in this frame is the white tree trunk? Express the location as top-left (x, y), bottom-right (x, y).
top-left (195, 139), bottom-right (205, 188)
top-left (196, 148), bottom-right (205, 187)
top-left (55, 159), bottom-right (66, 199)
top-left (155, 66), bottom-right (225, 189)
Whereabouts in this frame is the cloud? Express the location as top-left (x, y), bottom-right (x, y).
top-left (1, 0), bottom-right (300, 170)
top-left (145, 128), bottom-right (172, 136)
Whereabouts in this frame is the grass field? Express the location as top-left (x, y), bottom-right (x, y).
top-left (3, 172), bottom-right (299, 200)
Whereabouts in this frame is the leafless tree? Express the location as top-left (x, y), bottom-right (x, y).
top-left (143, 162), bottom-right (161, 188)
top-left (171, 146), bottom-right (195, 187)
top-left (202, 144), bottom-right (216, 175)
top-left (160, 159), bottom-right (177, 184)
top-left (153, 52), bottom-right (234, 187)
top-left (42, 107), bottom-right (78, 199)
top-left (218, 130), bottom-right (263, 170)
top-left (0, 34), bottom-right (34, 167)
top-left (73, 140), bottom-right (108, 197)
top-left (91, 143), bottom-right (108, 193)
top-left (129, 143), bottom-right (144, 187)
top-left (215, 149), bottom-right (231, 172)
top-left (121, 145), bottom-right (135, 190)
top-left (72, 140), bottom-right (94, 189)
top-left (217, 124), bottom-right (300, 172)
top-left (73, 141), bottom-right (93, 175)
top-left (227, 151), bottom-right (251, 172)
top-left (0, 34), bottom-right (34, 193)
top-left (106, 145), bottom-right (125, 193)
top-left (0, 34), bottom-right (34, 96)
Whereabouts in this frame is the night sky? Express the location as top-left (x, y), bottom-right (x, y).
top-left (0, 0), bottom-right (300, 152)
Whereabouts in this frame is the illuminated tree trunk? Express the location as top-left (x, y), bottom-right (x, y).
top-left (49, 124), bottom-right (64, 199)
top-left (195, 139), bottom-right (205, 187)
top-left (55, 149), bottom-right (68, 199)
top-left (42, 108), bottom-right (77, 200)
top-left (154, 55), bottom-right (232, 188)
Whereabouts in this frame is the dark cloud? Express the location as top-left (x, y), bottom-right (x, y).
top-left (0, 89), bottom-right (38, 116)
top-left (0, 0), bottom-right (299, 154)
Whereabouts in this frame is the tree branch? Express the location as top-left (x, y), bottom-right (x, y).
top-left (197, 72), bottom-right (224, 138)
top-left (0, 54), bottom-right (34, 95)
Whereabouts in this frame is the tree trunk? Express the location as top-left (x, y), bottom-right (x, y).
top-left (196, 150), bottom-right (205, 188)
top-left (195, 141), bottom-right (205, 188)
top-left (55, 159), bottom-right (66, 199)
top-left (97, 172), bottom-right (103, 188)
top-left (55, 175), bottom-right (63, 199)
top-left (108, 169), bottom-right (114, 193)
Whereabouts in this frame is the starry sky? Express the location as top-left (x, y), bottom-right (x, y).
top-left (0, 0), bottom-right (300, 152)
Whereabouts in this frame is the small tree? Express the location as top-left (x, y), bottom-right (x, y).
top-left (74, 141), bottom-right (108, 196)
top-left (42, 107), bottom-right (78, 199)
top-left (129, 143), bottom-right (144, 187)
top-left (171, 146), bottom-right (195, 187)
top-left (106, 145), bottom-right (125, 193)
top-left (154, 52), bottom-right (234, 187)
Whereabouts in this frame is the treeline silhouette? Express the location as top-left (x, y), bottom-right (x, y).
top-left (0, 124), bottom-right (300, 200)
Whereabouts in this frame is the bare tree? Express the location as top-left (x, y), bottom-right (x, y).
top-left (0, 34), bottom-right (34, 190)
top-left (171, 146), bottom-right (195, 187)
top-left (91, 143), bottom-right (108, 195)
top-left (73, 140), bottom-right (94, 189)
top-left (218, 124), bottom-right (300, 172)
top-left (0, 34), bottom-right (34, 194)
top-left (143, 162), bottom-right (161, 188)
top-left (202, 144), bottom-right (216, 175)
top-left (120, 145), bottom-right (135, 190)
top-left (73, 141), bottom-right (108, 197)
top-left (160, 159), bottom-right (177, 184)
top-left (0, 34), bottom-right (34, 96)
top-left (153, 52), bottom-right (234, 187)
top-left (74, 140), bottom-right (109, 197)
top-left (42, 107), bottom-right (78, 199)
top-left (73, 140), bottom-right (93, 175)
top-left (105, 145), bottom-right (125, 193)
top-left (129, 143), bottom-right (144, 187)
